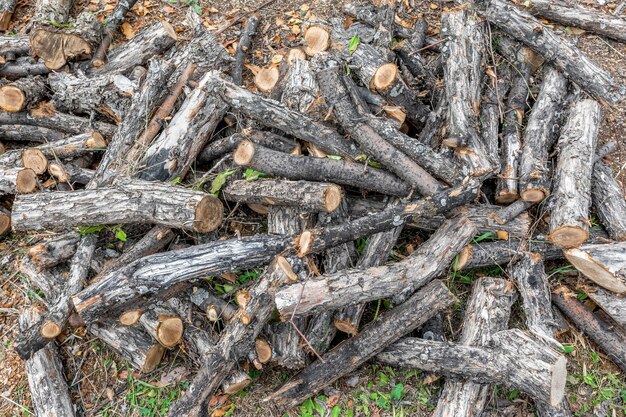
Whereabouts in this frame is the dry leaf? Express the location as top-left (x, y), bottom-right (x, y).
top-left (343, 16), bottom-right (354, 29)
top-left (120, 22), bottom-right (136, 40)
top-left (271, 54), bottom-right (284, 64)
top-left (300, 4), bottom-right (310, 11)
top-left (208, 395), bottom-right (229, 407)
top-left (276, 17), bottom-right (286, 26)
top-left (430, 3), bottom-right (438, 9)
top-left (154, 366), bottom-right (190, 387)
top-left (292, 25), bottom-right (301, 35)
top-left (207, 6), bottom-right (219, 13)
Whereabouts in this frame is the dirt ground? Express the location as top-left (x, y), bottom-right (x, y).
top-left (1, 0), bottom-right (626, 416)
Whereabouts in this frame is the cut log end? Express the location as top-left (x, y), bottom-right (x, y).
top-left (16, 169), bottom-right (38, 194)
top-left (304, 26), bottom-right (330, 56)
top-left (287, 48), bottom-right (306, 64)
top-left (334, 318), bottom-right (358, 335)
top-left (495, 190), bottom-right (519, 205)
top-left (255, 337), bottom-right (273, 363)
top-left (48, 163), bottom-right (70, 183)
top-left (372, 63), bottom-right (398, 91)
top-left (255, 67), bottom-right (280, 93)
top-left (323, 185), bottom-right (343, 212)
top-left (22, 149), bottom-right (48, 175)
top-left (520, 188), bottom-right (547, 203)
top-left (40, 321), bottom-right (62, 339)
top-left (233, 140), bottom-right (256, 166)
top-left (295, 230), bottom-right (314, 257)
top-left (143, 344), bottom-right (166, 373)
top-left (456, 245), bottom-right (472, 270)
top-left (564, 248), bottom-right (626, 294)
top-left (275, 255), bottom-right (298, 282)
top-left (548, 226), bottom-right (588, 248)
top-left (247, 203), bottom-right (269, 214)
top-left (193, 196), bottom-right (224, 233)
top-left (0, 210), bottom-right (10, 235)
top-left (550, 355), bottom-right (567, 407)
top-left (156, 316), bottom-right (184, 348)
top-left (0, 85), bottom-right (25, 112)
top-left (85, 131), bottom-right (107, 148)
top-left (30, 30), bottom-right (93, 70)
top-left (119, 310), bottom-right (144, 325)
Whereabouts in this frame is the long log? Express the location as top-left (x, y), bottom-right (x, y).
top-left (564, 242), bottom-right (626, 294)
top-left (477, 0), bottom-right (622, 105)
top-left (19, 308), bottom-right (76, 417)
top-left (204, 72), bottom-right (359, 158)
top-left (274, 214), bottom-right (476, 317)
top-left (377, 329), bottom-right (566, 406)
top-left (525, 0), bottom-right (626, 44)
top-left (432, 276), bottom-right (516, 417)
top-left (584, 285), bottom-right (626, 329)
top-left (495, 46), bottom-right (531, 203)
top-left (0, 125), bottom-right (63, 143)
top-left (72, 180), bottom-right (480, 324)
top-left (95, 21), bottom-right (178, 75)
top-left (553, 286), bottom-right (626, 373)
top-left (315, 56), bottom-right (444, 195)
top-left (265, 280), bottom-right (456, 409)
top-left (518, 66), bottom-right (568, 203)
top-left (11, 178), bottom-right (224, 233)
top-left (233, 140), bottom-right (411, 197)
top-left (223, 179), bottom-right (343, 213)
top-left (136, 72), bottom-right (228, 182)
top-left (36, 131), bottom-right (107, 159)
top-left (548, 99), bottom-right (600, 248)
top-left (479, 64), bottom-right (510, 168)
top-left (592, 161), bottom-right (626, 241)
top-left (0, 167), bottom-right (38, 195)
top-left (0, 109), bottom-right (116, 138)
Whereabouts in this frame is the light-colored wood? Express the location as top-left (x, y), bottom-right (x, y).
top-left (304, 25), bottom-right (330, 56)
top-left (564, 242), bottom-right (626, 294)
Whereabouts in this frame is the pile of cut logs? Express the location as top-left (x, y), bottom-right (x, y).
top-left (3, 0), bottom-right (626, 415)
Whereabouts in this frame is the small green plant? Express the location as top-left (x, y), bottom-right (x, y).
top-left (356, 238), bottom-right (367, 255)
top-left (168, 0), bottom-right (202, 14)
top-left (472, 232), bottom-right (495, 244)
top-left (49, 21), bottom-right (74, 29)
top-left (125, 369), bottom-right (189, 416)
top-left (78, 224), bottom-right (126, 241)
top-left (210, 169), bottom-right (236, 195)
top-left (237, 269), bottom-right (263, 285)
top-left (348, 35), bottom-right (360, 54)
top-left (243, 168), bottom-right (269, 181)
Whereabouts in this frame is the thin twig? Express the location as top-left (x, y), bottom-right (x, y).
top-left (415, 37), bottom-right (448, 52)
top-left (486, 22), bottom-right (504, 122)
top-left (288, 275), bottom-right (325, 362)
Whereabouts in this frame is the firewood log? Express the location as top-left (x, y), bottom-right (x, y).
top-left (36, 131), bottom-right (107, 159)
top-left (0, 34), bottom-right (28, 59)
top-left (0, 167), bottom-right (38, 195)
top-left (0, 109), bottom-right (116, 138)
top-left (564, 242), bottom-right (626, 294)
top-left (14, 235), bottom-right (96, 360)
top-left (204, 72), bottom-right (359, 159)
top-left (0, 76), bottom-right (47, 112)
top-left (0, 0), bottom-right (15, 31)
top-left (592, 161), bottom-right (626, 241)
top-left (265, 280), bottom-right (456, 409)
top-left (30, 0), bottom-right (101, 70)
top-left (91, 0), bottom-right (140, 67)
top-left (0, 58), bottom-right (50, 79)
top-left (495, 46), bottom-right (531, 203)
top-left (274, 215), bottom-right (476, 318)
top-left (334, 199), bottom-right (401, 335)
top-left (553, 286), bottom-right (626, 372)
top-left (48, 163), bottom-right (94, 185)
top-left (19, 308), bottom-right (76, 417)
top-left (378, 329), bottom-right (567, 407)
top-left (11, 178), bottom-right (224, 233)
top-left (479, 63), bottom-right (510, 169)
top-left (232, 15), bottom-right (259, 85)
top-left (198, 130), bottom-right (298, 164)
top-left (190, 288), bottom-right (237, 323)
top-left (0, 124), bottom-right (63, 143)
top-left (442, 8), bottom-right (494, 177)
top-left (584, 285), bottom-right (626, 329)
top-left (477, 0), bottom-right (622, 105)
top-left (432, 277), bottom-right (516, 417)
top-left (233, 140), bottom-right (411, 197)
top-left (0, 148), bottom-right (48, 174)
top-left (139, 306), bottom-right (184, 348)
top-left (0, 205), bottom-right (9, 236)
top-left (315, 55), bottom-right (444, 195)
top-left (18, 257), bottom-right (63, 300)
top-left (136, 71), bottom-right (228, 182)
top-left (94, 21), bottom-right (178, 75)
top-left (223, 179), bottom-right (343, 213)
top-left (548, 99), bottom-right (601, 248)
top-left (28, 231), bottom-right (80, 269)
top-left (525, 0), bottom-right (626, 44)
top-left (518, 66), bottom-right (568, 203)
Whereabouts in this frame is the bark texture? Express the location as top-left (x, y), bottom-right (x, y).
top-left (564, 242), bottom-right (626, 294)
top-left (592, 161), bottom-right (626, 241)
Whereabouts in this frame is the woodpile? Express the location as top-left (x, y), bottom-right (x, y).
top-left (2, 1), bottom-right (625, 416)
